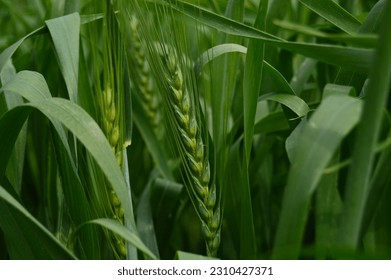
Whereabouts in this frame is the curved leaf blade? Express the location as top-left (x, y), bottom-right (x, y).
top-left (86, 218), bottom-right (157, 260)
top-left (272, 95), bottom-right (362, 259)
top-left (298, 0), bottom-right (361, 34)
top-left (168, 0), bottom-right (374, 73)
top-left (46, 13), bottom-right (80, 103)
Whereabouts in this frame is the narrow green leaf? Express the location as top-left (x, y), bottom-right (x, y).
top-left (137, 173), bottom-right (160, 259)
top-left (315, 156), bottom-right (343, 259)
top-left (339, 0), bottom-right (391, 251)
top-left (273, 19), bottom-right (376, 47)
top-left (1, 70), bottom-right (51, 100)
top-left (360, 0), bottom-right (385, 33)
top-left (362, 139), bottom-right (391, 240)
top-left (0, 27), bottom-right (46, 75)
top-left (168, 0), bottom-right (374, 73)
top-left (273, 95), bottom-right (362, 259)
top-left (298, 0), bottom-right (361, 34)
top-left (46, 13), bottom-right (80, 103)
top-left (195, 43), bottom-right (247, 75)
top-left (259, 93), bottom-right (310, 118)
top-left (86, 218), bottom-right (157, 260)
top-left (52, 132), bottom-right (100, 259)
top-left (263, 62), bottom-right (296, 95)
top-left (0, 185), bottom-right (76, 259)
top-left (290, 58), bottom-right (317, 96)
top-left (241, 0), bottom-right (268, 260)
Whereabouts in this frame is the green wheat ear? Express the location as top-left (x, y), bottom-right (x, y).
top-left (129, 16), bottom-right (163, 139)
top-left (163, 50), bottom-right (221, 257)
top-left (86, 0), bottom-right (129, 259)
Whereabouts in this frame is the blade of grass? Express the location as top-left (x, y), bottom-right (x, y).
top-left (339, 0), bottom-right (391, 251)
top-left (273, 19), bottom-right (376, 47)
top-left (290, 58), bottom-right (317, 96)
top-left (51, 131), bottom-right (100, 259)
top-left (298, 0), bottom-right (361, 34)
top-left (167, 0), bottom-right (374, 73)
top-left (46, 13), bottom-right (80, 103)
top-left (241, 0), bottom-right (268, 260)
top-left (272, 94), bottom-right (362, 259)
top-left (315, 156), bottom-right (343, 259)
top-left (0, 26), bottom-right (46, 75)
top-left (84, 218), bottom-right (157, 260)
top-left (137, 172), bottom-right (160, 259)
top-left (360, 135), bottom-right (391, 244)
top-left (259, 93), bottom-right (310, 118)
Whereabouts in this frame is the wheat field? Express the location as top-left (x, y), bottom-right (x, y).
top-left (0, 0), bottom-right (391, 260)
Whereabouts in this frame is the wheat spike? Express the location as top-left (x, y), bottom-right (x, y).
top-left (102, 85), bottom-right (127, 258)
top-left (129, 17), bottom-right (162, 138)
top-left (164, 51), bottom-right (221, 256)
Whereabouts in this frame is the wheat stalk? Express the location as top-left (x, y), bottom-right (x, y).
top-left (164, 51), bottom-right (221, 256)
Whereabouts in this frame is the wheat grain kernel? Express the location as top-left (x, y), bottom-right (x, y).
top-left (181, 130), bottom-right (197, 152)
top-left (206, 188), bottom-right (216, 209)
top-left (210, 210), bottom-right (220, 232)
top-left (195, 140), bottom-right (204, 161)
top-left (110, 126), bottom-right (120, 146)
top-left (201, 162), bottom-right (210, 185)
top-left (201, 223), bottom-right (214, 241)
top-left (193, 177), bottom-right (208, 200)
top-left (188, 155), bottom-right (203, 175)
top-left (182, 93), bottom-right (190, 114)
top-left (104, 88), bottom-right (113, 107)
top-left (173, 69), bottom-right (183, 89)
top-left (116, 240), bottom-right (127, 257)
top-left (115, 151), bottom-right (122, 166)
top-left (174, 108), bottom-right (189, 128)
top-left (118, 207), bottom-right (125, 219)
top-left (110, 190), bottom-right (121, 207)
top-left (198, 202), bottom-right (212, 221)
top-left (170, 86), bottom-right (182, 104)
top-left (107, 103), bottom-right (116, 122)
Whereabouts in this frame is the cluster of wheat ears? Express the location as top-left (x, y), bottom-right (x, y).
top-left (87, 0), bottom-right (223, 258)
